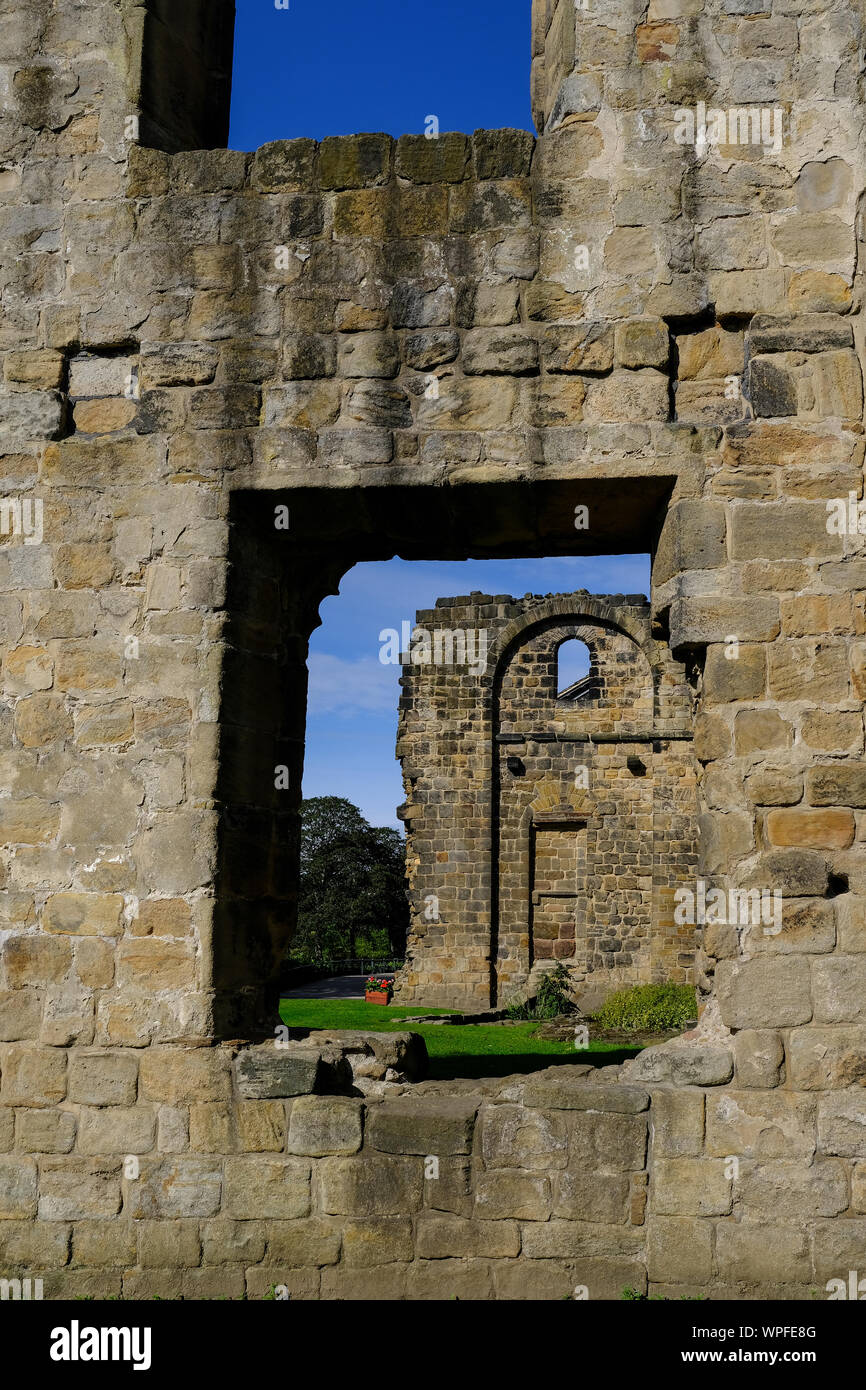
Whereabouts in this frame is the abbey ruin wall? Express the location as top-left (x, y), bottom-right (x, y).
top-left (396, 592), bottom-right (699, 1010)
top-left (0, 0), bottom-right (865, 1297)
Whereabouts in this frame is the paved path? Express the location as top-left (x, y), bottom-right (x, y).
top-left (281, 973), bottom-right (373, 1000)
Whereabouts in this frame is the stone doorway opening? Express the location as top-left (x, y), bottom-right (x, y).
top-left (529, 817), bottom-right (588, 977)
top-left (213, 475), bottom-right (681, 1039)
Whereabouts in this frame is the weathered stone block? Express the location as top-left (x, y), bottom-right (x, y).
top-left (43, 894), bottom-right (124, 937)
top-left (395, 133), bottom-right (470, 183)
top-left (568, 1111), bottom-right (648, 1174)
top-left (705, 1091), bottom-right (816, 1159)
top-left (740, 849), bottom-right (829, 899)
top-left (15, 1108), bottom-right (76, 1154)
top-left (237, 1101), bottom-right (286, 1153)
top-left (766, 808), bottom-right (854, 851)
top-left (472, 129), bottom-right (534, 179)
top-left (474, 1170), bottom-right (551, 1221)
top-left (584, 369), bottom-right (669, 422)
top-left (337, 332), bottom-right (400, 379)
top-left (552, 1170), bottom-right (629, 1224)
top-left (524, 1070), bottom-right (649, 1112)
top-left (0, 1215), bottom-right (68, 1266)
top-left (811, 1218), bottom-right (866, 1282)
top-left (746, 898), bottom-right (835, 957)
top-left (318, 1156), bottom-right (423, 1216)
top-left (266, 1218), bottom-right (341, 1267)
top-left (769, 640), bottom-right (849, 703)
top-left (736, 1158), bottom-right (848, 1219)
top-left (67, 1052), bottom-right (138, 1107)
top-left (733, 1031), bottom-right (784, 1088)
top-left (223, 1157), bottom-right (311, 1220)
top-left (812, 957), bottom-right (866, 1023)
top-left (788, 1027), bottom-right (866, 1089)
top-left (808, 765), bottom-right (866, 808)
top-left (480, 1104), bottom-right (568, 1171)
top-left (647, 1216), bottom-right (713, 1284)
top-left (201, 1219), bottom-right (267, 1266)
top-left (140, 1049), bottom-right (231, 1105)
top-left (319, 133), bottom-right (392, 190)
top-left (416, 1214), bottom-right (519, 1259)
top-left (287, 1096), bottom-right (363, 1156)
top-left (117, 938), bottom-right (196, 993)
top-left (671, 597), bottom-right (780, 647)
top-left (715, 1222), bottom-right (810, 1284)
top-left (837, 896), bottom-right (866, 952)
top-left (235, 1049), bottom-right (322, 1100)
top-left (0, 1156), bottom-right (37, 1219)
top-left (652, 1158), bottom-right (731, 1217)
top-left (77, 1106), bottom-right (155, 1155)
top-left (0, 991), bottom-right (44, 1043)
top-left (130, 1157), bottom-right (222, 1219)
top-left (649, 1089), bottom-right (705, 1157)
top-left (138, 1220), bottom-right (201, 1269)
top-left (189, 1103), bottom-right (232, 1154)
top-left (38, 1158), bottom-right (121, 1221)
top-left (71, 1220), bottom-right (136, 1268)
top-left (365, 1096), bottom-right (476, 1155)
top-left (655, 499), bottom-right (727, 584)
top-left (816, 1092), bottom-right (866, 1157)
top-left (615, 319), bottom-right (669, 369)
top-left (0, 1044), bottom-right (67, 1106)
top-left (540, 324), bottom-right (613, 373)
top-left (701, 645), bottom-right (766, 703)
top-left (519, 1218), bottom-right (643, 1261)
top-left (463, 329), bottom-right (537, 375)
top-left (628, 1047), bottom-right (732, 1087)
top-left (716, 958), bottom-right (812, 1029)
top-left (251, 139), bottom-right (318, 192)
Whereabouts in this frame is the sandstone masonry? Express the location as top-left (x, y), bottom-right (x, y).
top-left (1, 0), bottom-right (866, 1297)
top-left (396, 591), bottom-right (699, 1009)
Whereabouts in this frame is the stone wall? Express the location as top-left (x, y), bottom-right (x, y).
top-left (2, 1038), bottom-right (861, 1300)
top-left (395, 592), bottom-right (699, 1009)
top-left (1, 0), bottom-right (865, 1297)
top-left (0, 1047), bottom-right (655, 1301)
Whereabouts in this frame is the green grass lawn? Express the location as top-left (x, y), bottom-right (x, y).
top-left (278, 997), bottom-right (644, 1079)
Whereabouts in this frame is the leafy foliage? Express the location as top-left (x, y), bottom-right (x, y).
top-left (505, 963), bottom-right (577, 1020)
top-left (290, 796), bottom-right (409, 965)
top-left (591, 983), bottom-right (697, 1033)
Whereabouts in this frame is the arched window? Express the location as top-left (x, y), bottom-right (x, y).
top-left (556, 638), bottom-right (592, 699)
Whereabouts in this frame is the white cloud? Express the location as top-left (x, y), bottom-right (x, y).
top-left (306, 652), bottom-right (400, 715)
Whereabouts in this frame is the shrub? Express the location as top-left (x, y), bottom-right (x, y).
top-left (535, 964), bottom-right (577, 1018)
top-left (591, 983), bottom-right (697, 1033)
top-left (505, 964), bottom-right (576, 1021)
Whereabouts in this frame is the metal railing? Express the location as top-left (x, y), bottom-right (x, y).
top-left (281, 957), bottom-right (405, 986)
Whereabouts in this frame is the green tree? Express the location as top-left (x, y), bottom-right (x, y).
top-left (292, 796), bottom-right (409, 965)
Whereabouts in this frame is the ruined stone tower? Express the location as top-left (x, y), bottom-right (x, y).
top-left (396, 591), bottom-right (699, 1010)
top-left (1, 0), bottom-right (866, 1299)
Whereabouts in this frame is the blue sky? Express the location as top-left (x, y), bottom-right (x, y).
top-left (305, 557), bottom-right (651, 831)
top-left (229, 0), bottom-right (534, 148)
